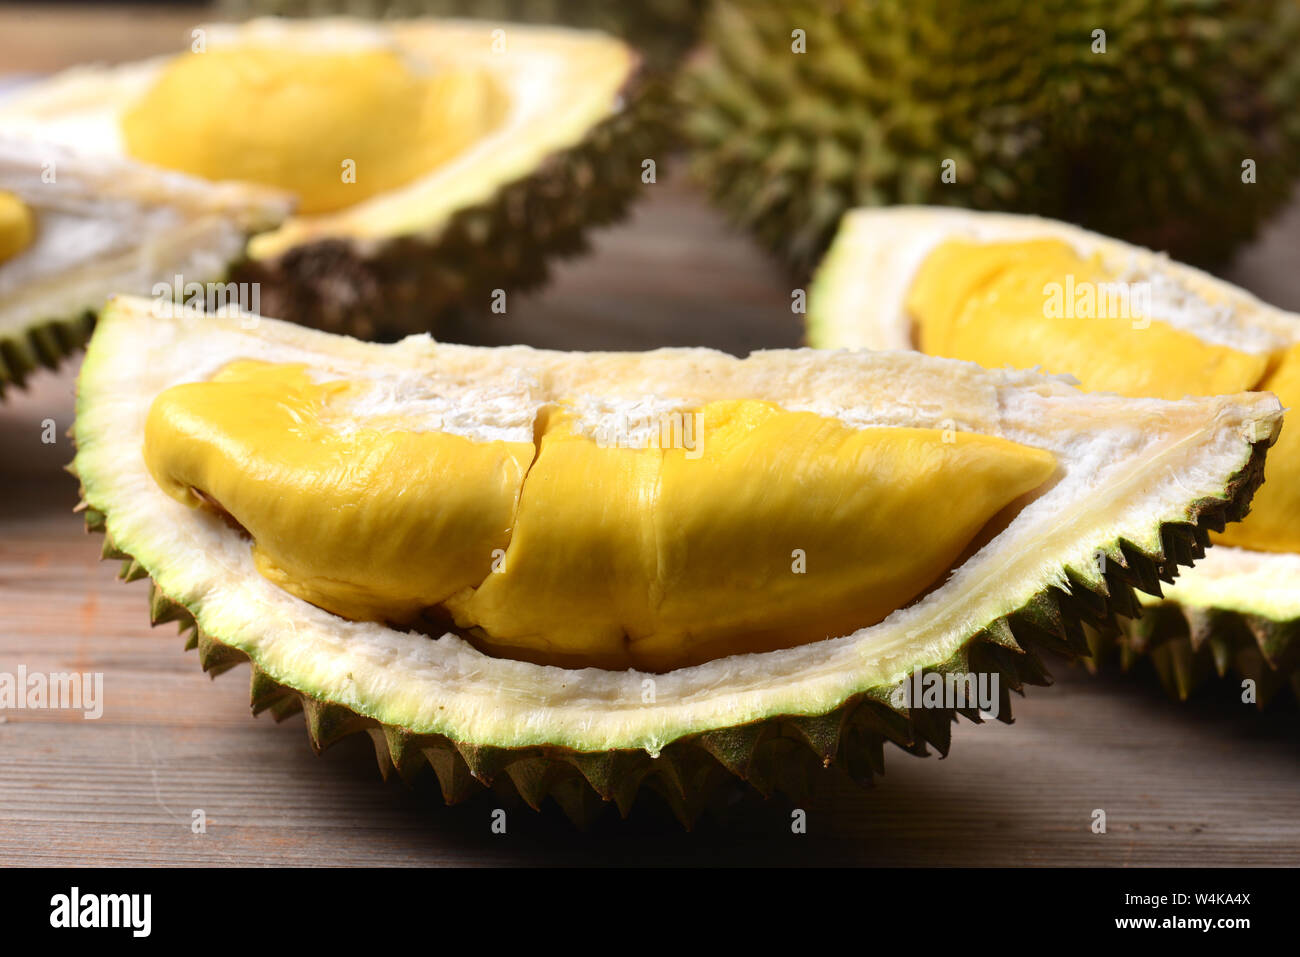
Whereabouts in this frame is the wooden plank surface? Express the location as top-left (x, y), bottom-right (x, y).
top-left (0, 4), bottom-right (1298, 867)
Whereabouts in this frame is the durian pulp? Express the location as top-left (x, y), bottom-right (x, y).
top-left (906, 239), bottom-right (1300, 552)
top-left (143, 360), bottom-right (1057, 671)
top-left (120, 48), bottom-right (509, 214)
top-left (0, 191), bottom-right (35, 264)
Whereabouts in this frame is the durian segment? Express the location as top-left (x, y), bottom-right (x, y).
top-left (905, 239), bottom-right (1269, 402)
top-left (808, 206), bottom-right (1300, 697)
top-left (73, 295), bottom-right (1280, 753)
top-left (143, 360), bottom-right (535, 625)
top-left (0, 191), bottom-right (35, 264)
top-left (455, 404), bottom-right (1055, 670)
top-left (144, 359), bottom-right (1055, 671)
top-left (0, 17), bottom-right (637, 256)
top-left (808, 208), bottom-right (1295, 355)
top-left (1227, 343), bottom-right (1300, 553)
top-left (122, 48), bottom-right (510, 215)
top-left (0, 135), bottom-right (290, 387)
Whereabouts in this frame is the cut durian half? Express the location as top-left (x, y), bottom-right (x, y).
top-left (0, 135), bottom-right (288, 396)
top-left (72, 295), bottom-right (1279, 823)
top-left (2, 17), bottom-right (665, 340)
top-left (808, 207), bottom-right (1300, 703)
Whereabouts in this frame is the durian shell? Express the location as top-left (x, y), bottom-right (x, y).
top-left (0, 18), bottom-right (672, 342)
top-left (231, 68), bottom-right (672, 340)
top-left (681, 0), bottom-right (1300, 273)
top-left (78, 448), bottom-right (1274, 827)
top-left (218, 0), bottom-right (707, 67)
top-left (0, 314), bottom-right (93, 399)
top-left (71, 297), bottom-right (1282, 825)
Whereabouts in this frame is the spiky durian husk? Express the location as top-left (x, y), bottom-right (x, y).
top-left (219, 0), bottom-right (706, 65)
top-left (0, 314), bottom-right (94, 399)
top-left (681, 0), bottom-right (1300, 274)
top-left (75, 433), bottom-right (1273, 827)
top-left (1085, 609), bottom-right (1300, 706)
top-left (232, 74), bottom-right (670, 341)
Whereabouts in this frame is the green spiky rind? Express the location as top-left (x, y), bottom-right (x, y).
top-left (1086, 606), bottom-right (1300, 706)
top-left (218, 0), bottom-right (707, 66)
top-left (681, 0), bottom-right (1300, 274)
top-left (73, 430), bottom-right (1274, 827)
top-left (231, 72), bottom-right (673, 342)
top-left (0, 313), bottom-right (95, 399)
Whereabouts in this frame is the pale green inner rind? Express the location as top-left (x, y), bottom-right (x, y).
top-left (1137, 546), bottom-right (1300, 620)
top-left (74, 296), bottom-right (1279, 753)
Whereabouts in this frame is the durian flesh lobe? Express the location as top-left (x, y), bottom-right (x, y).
top-left (808, 207), bottom-right (1300, 702)
top-left (143, 359), bottom-right (1055, 671)
top-left (905, 239), bottom-right (1300, 554)
top-left (122, 48), bottom-right (510, 215)
top-left (0, 191), bottom-right (35, 264)
top-left (73, 297), bottom-right (1281, 822)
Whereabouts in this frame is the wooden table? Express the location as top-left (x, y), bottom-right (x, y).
top-left (0, 4), bottom-right (1297, 867)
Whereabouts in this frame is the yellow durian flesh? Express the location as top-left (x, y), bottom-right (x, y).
top-left (456, 401), bottom-right (1056, 671)
top-left (0, 190), bottom-right (35, 264)
top-left (144, 361), bottom-right (535, 624)
top-left (907, 238), bottom-right (1300, 553)
top-left (906, 239), bottom-right (1269, 402)
top-left (1217, 342), bottom-right (1300, 552)
top-left (143, 361), bottom-right (1056, 671)
top-left (121, 48), bottom-right (508, 214)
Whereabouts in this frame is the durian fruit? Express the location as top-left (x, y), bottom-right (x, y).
top-left (681, 0), bottom-right (1300, 274)
top-left (71, 294), bottom-right (1280, 824)
top-left (808, 206), bottom-right (1300, 704)
top-left (0, 135), bottom-right (289, 397)
top-left (1, 17), bottom-right (666, 340)
top-left (219, 0), bottom-right (706, 66)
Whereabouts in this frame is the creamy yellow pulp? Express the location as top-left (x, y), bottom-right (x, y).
top-left (121, 48), bottom-right (508, 214)
top-left (0, 191), bottom-right (35, 264)
top-left (906, 239), bottom-right (1300, 552)
top-left (144, 360), bottom-right (1056, 671)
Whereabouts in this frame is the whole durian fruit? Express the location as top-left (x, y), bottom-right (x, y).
top-left (220, 0), bottom-right (707, 65)
top-left (682, 0), bottom-right (1300, 273)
